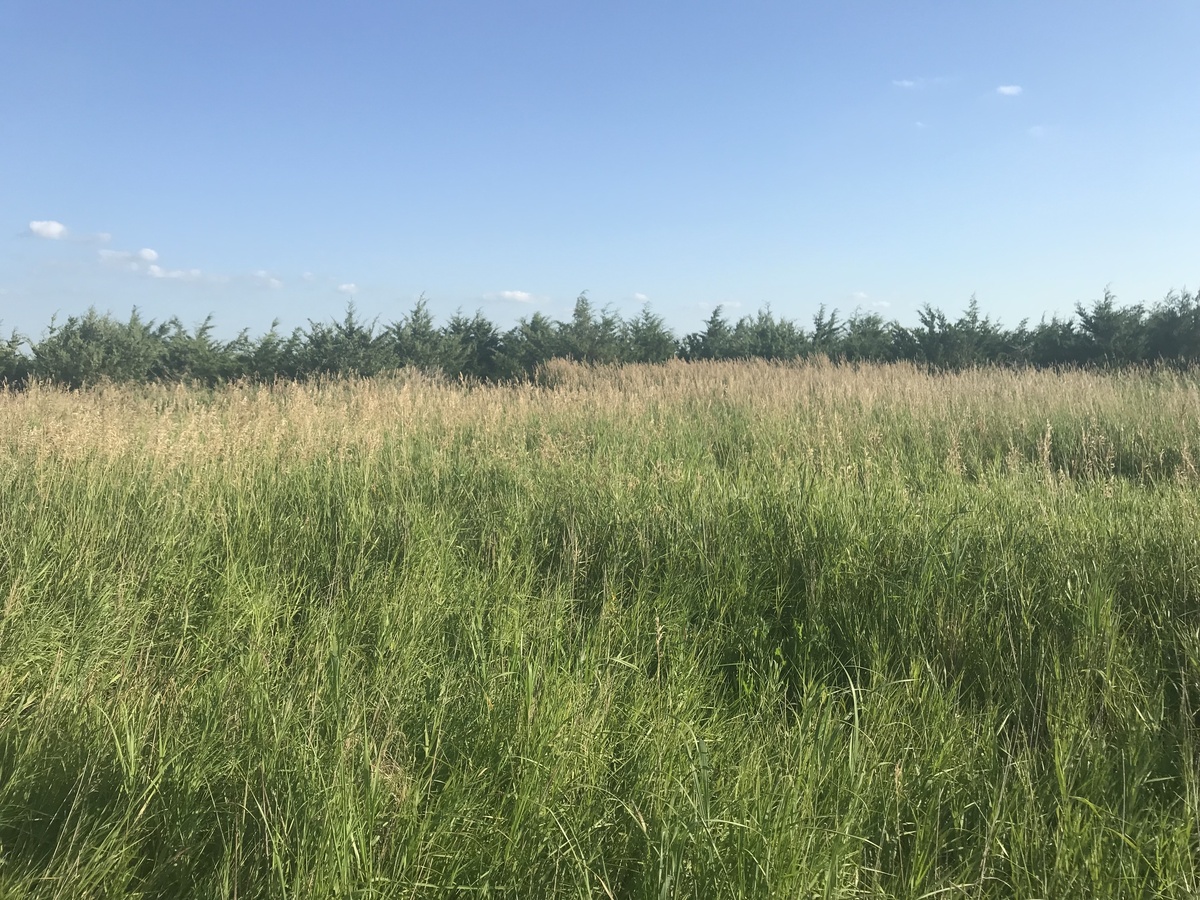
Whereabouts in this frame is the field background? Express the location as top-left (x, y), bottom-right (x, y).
top-left (1, 360), bottom-right (1199, 898)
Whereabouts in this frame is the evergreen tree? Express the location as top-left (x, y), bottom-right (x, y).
top-left (682, 306), bottom-right (736, 360)
top-left (809, 304), bottom-right (843, 356)
top-left (505, 312), bottom-right (558, 377)
top-left (841, 311), bottom-right (894, 362)
top-left (386, 298), bottom-right (445, 371)
top-left (1145, 289), bottom-right (1200, 366)
top-left (154, 316), bottom-right (234, 385)
top-left (558, 293), bottom-right (622, 364)
top-left (734, 307), bottom-right (805, 360)
top-left (0, 328), bottom-right (29, 387)
top-left (31, 308), bottom-right (166, 387)
top-left (623, 305), bottom-right (677, 364)
top-left (444, 310), bottom-right (506, 380)
top-left (1075, 289), bottom-right (1146, 365)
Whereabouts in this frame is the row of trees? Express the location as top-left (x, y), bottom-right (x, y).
top-left (2, 289), bottom-right (1199, 388)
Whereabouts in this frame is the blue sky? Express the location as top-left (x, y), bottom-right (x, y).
top-left (4, 0), bottom-right (1198, 339)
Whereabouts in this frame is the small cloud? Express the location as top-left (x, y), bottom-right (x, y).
top-left (254, 270), bottom-right (283, 290)
top-left (99, 248), bottom-right (142, 272)
top-left (302, 272), bottom-right (315, 282)
top-left (148, 264), bottom-right (201, 280)
top-left (633, 292), bottom-right (649, 303)
top-left (337, 283), bottom-right (358, 295)
top-left (997, 85), bottom-right (1022, 96)
top-left (892, 76), bottom-right (951, 90)
top-left (852, 290), bottom-right (890, 310)
top-left (914, 120), bottom-right (926, 129)
top-left (94, 234), bottom-right (210, 281)
top-left (497, 290), bottom-right (533, 303)
top-left (30, 220), bottom-right (68, 240)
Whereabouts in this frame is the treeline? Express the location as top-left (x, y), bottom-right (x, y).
top-left (2, 288), bottom-right (1199, 388)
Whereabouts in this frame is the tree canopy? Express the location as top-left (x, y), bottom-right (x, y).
top-left (4, 289), bottom-right (1200, 388)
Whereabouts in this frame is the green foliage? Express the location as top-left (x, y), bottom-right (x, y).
top-left (443, 310), bottom-right (507, 380)
top-left (9, 287), bottom-right (1200, 388)
top-left (622, 305), bottom-right (678, 364)
top-left (558, 292), bottom-right (623, 364)
top-left (385, 296), bottom-right (445, 371)
top-left (732, 306), bottom-right (806, 360)
top-left (1075, 288), bottom-right (1147, 365)
top-left (0, 327), bottom-right (29, 386)
top-left (682, 306), bottom-right (737, 361)
top-left (30, 307), bottom-right (166, 387)
top-left (300, 302), bottom-right (392, 376)
top-left (505, 312), bottom-right (558, 377)
top-left (152, 316), bottom-right (235, 385)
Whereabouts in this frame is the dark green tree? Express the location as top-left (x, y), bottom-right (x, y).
top-left (1075, 289), bottom-right (1146, 365)
top-left (622, 305), bottom-right (677, 364)
top-left (443, 310), bottom-right (506, 380)
top-left (733, 306), bottom-right (805, 360)
top-left (385, 298), bottom-right (445, 371)
top-left (1143, 289), bottom-right (1200, 366)
top-left (558, 293), bottom-right (622, 364)
top-left (504, 312), bottom-right (559, 377)
top-left (0, 327), bottom-right (29, 387)
top-left (30, 308), bottom-right (166, 388)
top-left (840, 311), bottom-right (894, 362)
top-left (300, 303), bottom-right (393, 377)
top-left (154, 316), bottom-right (235, 385)
top-left (682, 306), bottom-right (737, 360)
top-left (809, 304), bottom-right (843, 356)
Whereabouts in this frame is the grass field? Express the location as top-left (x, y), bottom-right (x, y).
top-left (1, 359), bottom-right (1199, 898)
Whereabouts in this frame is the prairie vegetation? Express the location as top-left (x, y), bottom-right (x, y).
top-left (1, 360), bottom-right (1198, 897)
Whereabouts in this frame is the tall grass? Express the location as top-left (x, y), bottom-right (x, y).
top-left (1, 360), bottom-right (1198, 897)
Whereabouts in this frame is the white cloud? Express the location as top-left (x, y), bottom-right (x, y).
top-left (138, 248), bottom-right (158, 262)
top-left (30, 220), bottom-right (67, 239)
top-left (499, 289), bottom-right (534, 303)
top-left (337, 283), bottom-right (358, 295)
top-left (892, 76), bottom-right (950, 90)
top-left (997, 85), bottom-right (1023, 96)
top-left (148, 264), bottom-right (201, 280)
top-left (850, 291), bottom-right (890, 311)
top-left (633, 292), bottom-right (649, 303)
top-left (254, 270), bottom-right (283, 289)
top-left (99, 249), bottom-right (142, 272)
